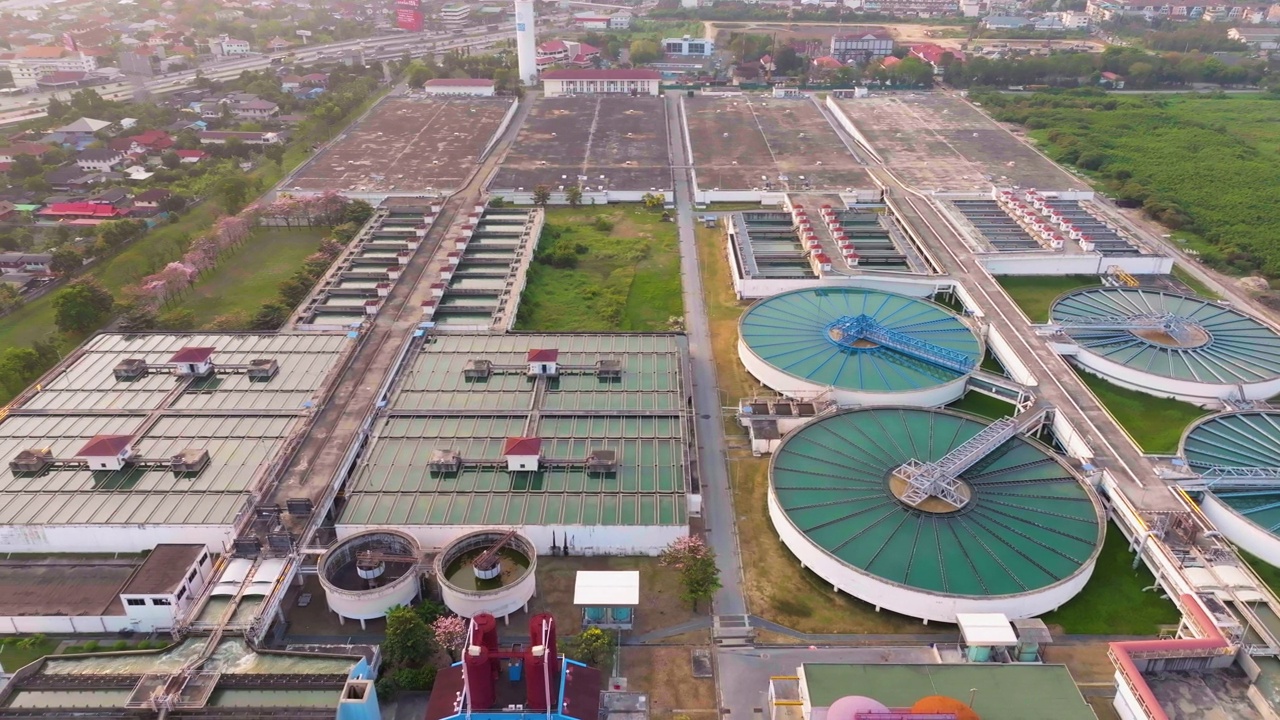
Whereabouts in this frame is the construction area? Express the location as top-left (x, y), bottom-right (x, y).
top-left (833, 94), bottom-right (1085, 191)
top-left (684, 95), bottom-right (872, 193)
top-left (289, 96), bottom-right (515, 195)
top-left (490, 96), bottom-right (672, 196)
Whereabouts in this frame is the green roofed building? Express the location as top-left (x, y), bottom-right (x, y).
top-left (795, 663), bottom-right (1096, 720)
top-left (336, 333), bottom-right (692, 554)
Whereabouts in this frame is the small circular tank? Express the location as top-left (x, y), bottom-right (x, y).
top-left (319, 529), bottom-right (421, 621)
top-left (434, 530), bottom-right (537, 620)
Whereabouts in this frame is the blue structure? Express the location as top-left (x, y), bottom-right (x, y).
top-left (825, 314), bottom-right (977, 375)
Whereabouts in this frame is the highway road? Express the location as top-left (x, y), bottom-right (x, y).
top-left (0, 25), bottom-right (520, 122)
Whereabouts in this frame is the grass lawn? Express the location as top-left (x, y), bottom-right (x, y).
top-left (1171, 264), bottom-right (1222, 300)
top-left (1240, 549), bottom-right (1280, 597)
top-left (947, 391), bottom-right (1016, 420)
top-left (170, 227), bottom-right (328, 328)
top-left (1073, 366), bottom-right (1207, 454)
top-left (514, 205), bottom-right (682, 332)
top-left (695, 222), bottom-right (939, 634)
top-left (0, 637), bottom-right (58, 672)
top-left (997, 275), bottom-right (1101, 322)
top-left (1042, 523), bottom-right (1180, 635)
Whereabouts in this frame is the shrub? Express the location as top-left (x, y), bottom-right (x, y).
top-left (83, 640), bottom-right (100, 652)
top-left (112, 640), bottom-right (129, 651)
top-left (592, 217), bottom-right (614, 233)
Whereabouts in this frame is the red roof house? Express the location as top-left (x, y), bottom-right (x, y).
top-left (503, 437), bottom-right (543, 471)
top-left (77, 434), bottom-right (136, 470)
top-left (38, 202), bottom-right (129, 220)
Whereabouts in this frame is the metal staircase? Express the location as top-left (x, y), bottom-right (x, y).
top-left (826, 314), bottom-right (975, 374)
top-left (896, 417), bottom-right (1019, 508)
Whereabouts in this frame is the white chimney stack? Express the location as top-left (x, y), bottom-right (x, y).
top-left (514, 0), bottom-right (538, 86)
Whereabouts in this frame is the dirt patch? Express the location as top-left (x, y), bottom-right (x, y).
top-left (620, 646), bottom-right (718, 717)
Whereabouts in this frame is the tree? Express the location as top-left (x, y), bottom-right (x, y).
top-left (52, 278), bottom-right (115, 334)
top-left (161, 151), bottom-right (181, 170)
top-left (565, 184), bottom-right (583, 208)
top-left (383, 606), bottom-right (432, 668)
top-left (343, 199), bottom-right (375, 226)
top-left (249, 302), bottom-right (290, 330)
top-left (561, 627), bottom-right (615, 669)
top-left (642, 192), bottom-right (666, 210)
top-left (629, 39), bottom-right (662, 65)
top-left (9, 154), bottom-right (43, 180)
top-left (45, 96), bottom-right (67, 120)
top-left (659, 535), bottom-right (722, 611)
top-left (533, 184), bottom-right (551, 207)
top-left (264, 144), bottom-right (286, 167)
top-left (215, 175), bottom-right (252, 213)
top-left (118, 303), bottom-right (159, 331)
top-left (430, 615), bottom-right (468, 659)
top-left (49, 246), bottom-right (82, 275)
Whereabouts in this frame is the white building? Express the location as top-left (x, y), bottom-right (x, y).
top-left (440, 3), bottom-right (470, 26)
top-left (662, 35), bottom-right (715, 56)
top-left (541, 69), bottom-right (661, 96)
top-left (573, 12), bottom-right (612, 29)
top-left (212, 35), bottom-right (252, 55)
top-left (1059, 10), bottom-right (1094, 27)
top-left (610, 13), bottom-right (633, 29)
top-left (118, 545), bottom-right (215, 632)
top-left (10, 46), bottom-right (98, 89)
top-left (420, 78), bottom-right (497, 96)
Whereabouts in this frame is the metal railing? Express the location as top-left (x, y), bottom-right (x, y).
top-left (825, 314), bottom-right (975, 374)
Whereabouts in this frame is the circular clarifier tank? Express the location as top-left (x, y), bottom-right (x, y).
top-left (319, 529), bottom-right (422, 621)
top-left (738, 287), bottom-right (981, 407)
top-left (1050, 287), bottom-right (1280, 403)
top-left (433, 530), bottom-right (538, 620)
top-left (1182, 410), bottom-right (1280, 567)
top-left (768, 407), bottom-right (1104, 623)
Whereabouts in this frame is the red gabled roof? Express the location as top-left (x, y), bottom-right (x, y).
top-left (77, 434), bottom-right (133, 458)
top-left (881, 56), bottom-right (901, 68)
top-left (910, 43), bottom-right (964, 65)
top-left (503, 437), bottom-right (543, 457)
top-left (538, 39), bottom-right (568, 53)
top-left (168, 346), bottom-right (216, 363)
top-left (175, 150), bottom-right (207, 159)
top-left (38, 203), bottom-right (128, 218)
top-left (527, 348), bottom-right (559, 363)
top-left (541, 69), bottom-right (660, 81)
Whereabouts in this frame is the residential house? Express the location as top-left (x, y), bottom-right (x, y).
top-left (572, 12), bottom-right (612, 29)
top-left (232, 99), bottom-right (279, 120)
top-left (1229, 26), bottom-right (1280, 48)
top-left (108, 129), bottom-right (175, 155)
top-left (75, 148), bottom-right (126, 172)
top-left (1085, 0), bottom-right (1273, 22)
top-left (196, 131), bottom-right (283, 145)
top-left (175, 149), bottom-right (207, 163)
top-left (53, 117), bottom-right (114, 142)
top-left (0, 142), bottom-right (55, 165)
top-left (909, 43), bottom-right (964, 73)
top-left (1100, 70), bottom-right (1126, 88)
top-left (131, 188), bottom-right (171, 214)
top-left (982, 15), bottom-right (1034, 29)
top-left (0, 201), bottom-right (15, 221)
top-left (610, 13), bottom-right (633, 29)
top-left (842, 0), bottom-right (960, 14)
top-left (87, 188), bottom-right (132, 208)
top-left (0, 252), bottom-right (51, 272)
top-left (264, 36), bottom-right (292, 52)
top-left (37, 202), bottom-right (129, 221)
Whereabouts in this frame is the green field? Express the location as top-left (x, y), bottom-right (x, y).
top-left (514, 205), bottom-right (682, 332)
top-left (1073, 366), bottom-right (1207, 454)
top-left (996, 275), bottom-right (1101, 322)
top-left (1042, 523), bottom-right (1181, 635)
top-left (1172, 264), bottom-right (1221, 300)
top-left (978, 92), bottom-right (1280, 277)
top-left (172, 227), bottom-right (328, 328)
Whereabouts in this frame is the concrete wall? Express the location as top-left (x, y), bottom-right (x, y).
top-left (1200, 493), bottom-right (1280, 568)
top-left (823, 95), bottom-right (884, 165)
top-left (767, 488), bottom-right (1098, 623)
top-left (480, 99), bottom-right (520, 161)
top-left (980, 252), bottom-right (1173, 276)
top-left (0, 524), bottom-right (233, 555)
top-left (985, 326), bottom-right (1039, 387)
top-left (336, 523), bottom-right (688, 556)
top-left (0, 614), bottom-right (134, 635)
top-left (1067, 348), bottom-right (1280, 405)
top-left (732, 273), bottom-right (945, 300)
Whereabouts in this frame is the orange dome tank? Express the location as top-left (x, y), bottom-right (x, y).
top-left (910, 696), bottom-right (980, 720)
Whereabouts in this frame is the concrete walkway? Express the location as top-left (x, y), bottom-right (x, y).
top-left (665, 93), bottom-right (747, 616)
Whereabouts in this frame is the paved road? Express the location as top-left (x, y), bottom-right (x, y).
top-left (666, 93), bottom-right (747, 616)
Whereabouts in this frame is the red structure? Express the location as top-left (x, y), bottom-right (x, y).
top-left (395, 0), bottom-right (424, 32)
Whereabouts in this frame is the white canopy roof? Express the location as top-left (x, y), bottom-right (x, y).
top-left (573, 570), bottom-right (640, 606)
top-left (956, 613), bottom-right (1017, 646)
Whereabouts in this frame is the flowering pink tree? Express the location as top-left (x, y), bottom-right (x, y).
top-left (659, 535), bottom-right (721, 611)
top-left (430, 615), bottom-right (468, 659)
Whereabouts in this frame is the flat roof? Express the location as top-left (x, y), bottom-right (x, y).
top-left (339, 334), bottom-right (689, 528)
top-left (0, 560), bottom-right (135, 616)
top-left (120, 544), bottom-right (203, 595)
top-left (0, 332), bottom-right (351, 530)
top-left (800, 663), bottom-right (1095, 720)
top-left (956, 613), bottom-right (1018, 646)
top-left (574, 570), bottom-right (640, 605)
